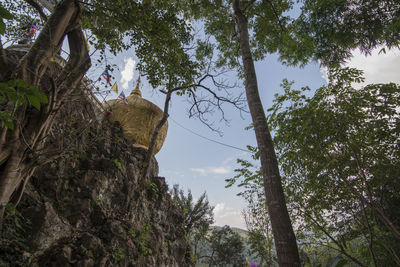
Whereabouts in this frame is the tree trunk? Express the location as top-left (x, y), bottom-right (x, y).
top-left (232, 1), bottom-right (300, 266)
top-left (0, 0), bottom-right (90, 228)
top-left (143, 90), bottom-right (171, 179)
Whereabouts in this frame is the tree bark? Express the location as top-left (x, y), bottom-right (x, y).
top-left (143, 89), bottom-right (171, 179)
top-left (232, 0), bottom-right (300, 266)
top-left (0, 40), bottom-right (8, 79)
top-left (0, 0), bottom-right (90, 228)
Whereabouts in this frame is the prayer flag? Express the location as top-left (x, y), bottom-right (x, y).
top-left (111, 82), bottom-right (118, 94)
top-left (102, 70), bottom-right (112, 85)
top-left (30, 21), bottom-right (37, 34)
top-left (118, 91), bottom-right (128, 104)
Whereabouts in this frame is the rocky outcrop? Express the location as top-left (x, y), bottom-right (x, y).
top-left (0, 86), bottom-right (193, 266)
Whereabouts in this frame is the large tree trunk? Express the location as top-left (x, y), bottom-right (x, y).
top-left (232, 1), bottom-right (300, 266)
top-left (0, 0), bottom-right (90, 227)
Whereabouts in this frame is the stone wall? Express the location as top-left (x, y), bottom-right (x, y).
top-left (0, 81), bottom-right (193, 266)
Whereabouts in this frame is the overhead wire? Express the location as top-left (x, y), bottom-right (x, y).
top-left (169, 117), bottom-right (250, 153)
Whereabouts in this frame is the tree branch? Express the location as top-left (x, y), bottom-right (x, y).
top-left (243, 0), bottom-right (257, 13)
top-left (142, 73), bottom-right (246, 179)
top-left (23, 0), bottom-right (48, 21)
top-left (17, 0), bottom-right (81, 85)
top-left (263, 0), bottom-right (285, 33)
top-left (300, 208), bottom-right (367, 267)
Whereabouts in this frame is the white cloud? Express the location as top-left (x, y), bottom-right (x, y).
top-left (189, 168), bottom-right (206, 175)
top-left (222, 157), bottom-right (235, 165)
top-left (210, 167), bottom-right (231, 174)
top-left (321, 47), bottom-right (400, 86)
top-left (120, 57), bottom-right (136, 90)
top-left (213, 203), bottom-right (246, 229)
top-left (320, 65), bottom-right (329, 84)
top-left (190, 166), bottom-right (231, 175)
top-left (348, 48), bottom-right (400, 85)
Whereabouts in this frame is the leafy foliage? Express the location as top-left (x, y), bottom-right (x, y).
top-left (267, 68), bottom-right (400, 265)
top-left (1, 4), bottom-right (49, 131)
top-left (0, 79), bottom-right (48, 129)
top-left (0, 204), bottom-right (32, 266)
top-left (182, 0), bottom-right (308, 69)
top-left (182, 0), bottom-right (400, 69)
top-left (170, 184), bottom-right (214, 232)
top-left (0, 2), bottom-right (13, 35)
top-left (229, 67), bottom-right (400, 265)
top-left (1, 0), bottom-right (41, 41)
top-left (80, 0), bottom-right (199, 89)
top-left (226, 146), bottom-right (276, 266)
top-left (170, 184), bottom-right (215, 265)
top-left (183, 1), bottom-right (400, 264)
top-left (297, 0), bottom-right (400, 65)
top-left (246, 226), bottom-right (274, 266)
top-left (3, 0), bottom-right (199, 91)
top-left (206, 225), bottom-right (246, 267)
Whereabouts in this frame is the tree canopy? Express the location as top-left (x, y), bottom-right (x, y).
top-left (2, 0), bottom-right (200, 89)
top-left (229, 68), bottom-right (400, 265)
top-left (196, 225), bottom-right (246, 267)
top-left (170, 184), bottom-right (214, 233)
top-left (268, 68), bottom-right (400, 265)
top-left (183, 1), bottom-right (400, 264)
top-left (297, 0), bottom-right (400, 65)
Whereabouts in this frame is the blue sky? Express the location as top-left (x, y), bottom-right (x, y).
top-left (91, 45), bottom-right (400, 229)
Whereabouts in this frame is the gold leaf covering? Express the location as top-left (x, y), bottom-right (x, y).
top-left (105, 80), bottom-right (168, 155)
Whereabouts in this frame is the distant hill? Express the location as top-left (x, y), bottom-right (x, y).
top-left (211, 225), bottom-right (250, 240)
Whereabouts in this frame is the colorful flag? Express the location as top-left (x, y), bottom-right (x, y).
top-left (111, 82), bottom-right (118, 94)
top-left (29, 21), bottom-right (37, 34)
top-left (22, 21), bottom-right (37, 37)
top-left (118, 91), bottom-right (128, 104)
top-left (102, 70), bottom-right (112, 85)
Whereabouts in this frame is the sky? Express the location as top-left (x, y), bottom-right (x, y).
top-left (20, 0), bottom-right (399, 230)
top-left (92, 46), bottom-right (400, 230)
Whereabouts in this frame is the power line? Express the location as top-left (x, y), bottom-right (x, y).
top-left (169, 117), bottom-right (250, 153)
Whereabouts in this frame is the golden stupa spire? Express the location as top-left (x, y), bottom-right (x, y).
top-left (131, 75), bottom-right (141, 97)
top-left (104, 73), bottom-right (168, 155)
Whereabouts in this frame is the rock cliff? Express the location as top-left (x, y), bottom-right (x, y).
top-left (0, 84), bottom-right (193, 266)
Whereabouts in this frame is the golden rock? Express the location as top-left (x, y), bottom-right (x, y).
top-left (105, 78), bottom-right (168, 154)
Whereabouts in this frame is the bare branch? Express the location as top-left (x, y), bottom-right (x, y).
top-left (23, 0), bottom-right (48, 21)
top-left (142, 72), bottom-right (246, 178)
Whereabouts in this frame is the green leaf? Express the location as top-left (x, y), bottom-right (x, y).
top-left (0, 20), bottom-right (5, 35)
top-left (27, 95), bottom-right (41, 110)
top-left (15, 78), bottom-right (27, 88)
top-left (0, 5), bottom-right (13, 19)
top-left (0, 5), bottom-right (12, 34)
top-left (3, 120), bottom-right (14, 130)
top-left (0, 111), bottom-right (14, 130)
top-left (36, 93), bottom-right (48, 104)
